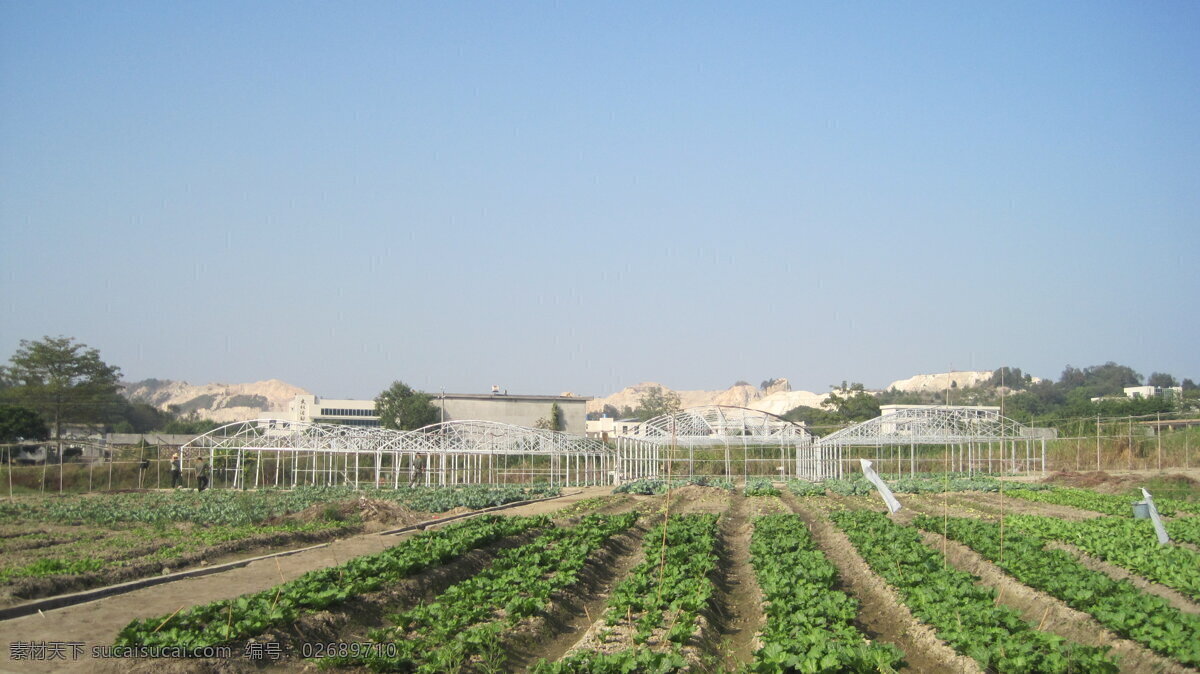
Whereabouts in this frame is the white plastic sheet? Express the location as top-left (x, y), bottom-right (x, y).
top-left (1141, 488), bottom-right (1171, 545)
top-left (860, 458), bottom-right (902, 513)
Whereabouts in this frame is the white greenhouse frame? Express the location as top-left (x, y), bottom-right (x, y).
top-left (815, 406), bottom-right (1048, 478)
top-left (617, 406), bottom-right (819, 483)
top-left (177, 419), bottom-right (617, 489)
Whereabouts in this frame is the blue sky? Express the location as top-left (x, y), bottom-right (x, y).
top-left (2, 1), bottom-right (1197, 399)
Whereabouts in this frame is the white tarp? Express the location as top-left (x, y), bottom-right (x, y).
top-left (1141, 488), bottom-right (1171, 545)
top-left (860, 458), bottom-right (902, 513)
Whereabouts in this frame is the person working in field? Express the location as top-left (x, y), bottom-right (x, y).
top-left (170, 453), bottom-right (182, 488)
top-left (196, 457), bottom-right (210, 492)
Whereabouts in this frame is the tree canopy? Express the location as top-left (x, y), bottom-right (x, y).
top-left (535, 402), bottom-right (565, 431)
top-left (637, 386), bottom-right (681, 421)
top-left (1, 336), bottom-right (124, 444)
top-left (374, 381), bottom-right (440, 430)
top-left (0, 405), bottom-right (50, 443)
top-left (1147, 372), bottom-right (1179, 388)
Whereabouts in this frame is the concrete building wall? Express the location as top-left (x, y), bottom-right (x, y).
top-left (287, 393), bottom-right (591, 433)
top-left (433, 395), bottom-right (589, 433)
top-left (290, 395), bottom-right (381, 426)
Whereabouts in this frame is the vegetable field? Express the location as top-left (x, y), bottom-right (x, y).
top-left (0, 485), bottom-right (558, 607)
top-left (2, 471), bottom-right (1199, 673)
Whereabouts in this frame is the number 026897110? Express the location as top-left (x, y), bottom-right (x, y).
top-left (301, 642), bottom-right (397, 659)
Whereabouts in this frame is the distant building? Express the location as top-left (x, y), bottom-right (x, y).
top-left (287, 391), bottom-right (591, 433)
top-left (585, 417), bottom-right (643, 440)
top-left (879, 404), bottom-right (1000, 416)
top-left (289, 395), bottom-right (380, 427)
top-left (1123, 385), bottom-right (1182, 399)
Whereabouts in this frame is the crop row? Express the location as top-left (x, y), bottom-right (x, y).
top-left (914, 514), bottom-right (1200, 666)
top-left (743, 478), bottom-right (781, 497)
top-left (788, 475), bottom-right (1052, 497)
top-left (831, 509), bottom-right (1117, 673)
top-left (0, 484), bottom-right (559, 527)
top-left (748, 514), bottom-right (903, 672)
top-left (1166, 515), bottom-right (1200, 545)
top-left (115, 514), bottom-right (549, 650)
top-left (612, 477), bottom-right (734, 495)
top-left (1001, 485), bottom-right (1200, 518)
top-left (1006, 514), bottom-right (1200, 601)
top-left (0, 519), bottom-right (345, 583)
top-left (332, 512), bottom-right (639, 672)
top-left (540, 513), bottom-right (722, 671)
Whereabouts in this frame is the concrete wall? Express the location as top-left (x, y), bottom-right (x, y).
top-left (105, 433), bottom-right (200, 446)
top-left (433, 395), bottom-right (589, 433)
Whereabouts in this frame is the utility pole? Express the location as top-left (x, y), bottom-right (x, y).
top-left (1157, 412), bottom-right (1162, 472)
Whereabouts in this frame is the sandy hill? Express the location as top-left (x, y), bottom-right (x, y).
top-left (122, 378), bottom-right (310, 423)
top-left (590, 369), bottom-right (1036, 418)
top-left (587, 379), bottom-right (831, 418)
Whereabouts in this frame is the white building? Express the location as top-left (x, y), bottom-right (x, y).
top-left (287, 392), bottom-right (591, 433)
top-left (1123, 385), bottom-right (1182, 399)
top-left (585, 417), bottom-right (642, 440)
top-left (289, 395), bottom-right (380, 427)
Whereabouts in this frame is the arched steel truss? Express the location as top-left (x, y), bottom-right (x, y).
top-left (178, 419), bottom-right (616, 489)
top-left (617, 406), bottom-right (821, 482)
top-left (815, 406), bottom-right (1046, 478)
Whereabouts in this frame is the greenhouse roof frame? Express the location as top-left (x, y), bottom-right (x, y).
top-left (180, 418), bottom-right (615, 457)
top-left (634, 405), bottom-right (814, 446)
top-left (815, 406), bottom-right (1033, 448)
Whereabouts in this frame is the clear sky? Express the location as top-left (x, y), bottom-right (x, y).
top-left (2, 1), bottom-right (1198, 399)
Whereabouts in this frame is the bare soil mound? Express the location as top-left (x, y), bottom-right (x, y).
top-left (286, 497), bottom-right (426, 528)
top-left (1042, 471), bottom-right (1200, 495)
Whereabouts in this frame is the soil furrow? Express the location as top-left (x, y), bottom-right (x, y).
top-left (1046, 540), bottom-right (1200, 615)
top-left (781, 493), bottom-right (981, 674)
top-left (504, 520), bottom-right (650, 671)
top-left (709, 491), bottom-right (763, 671)
top-left (915, 528), bottom-right (1195, 674)
top-left (900, 496), bottom-right (1200, 616)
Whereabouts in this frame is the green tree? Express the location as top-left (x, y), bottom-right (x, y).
top-left (1, 336), bottom-right (123, 449)
top-left (0, 405), bottom-right (50, 443)
top-left (119, 402), bottom-right (171, 433)
top-left (375, 381), bottom-right (440, 430)
top-left (1147, 372), bottom-right (1179, 388)
top-left (535, 403), bottom-right (565, 431)
top-left (637, 386), bottom-right (681, 421)
top-left (989, 367), bottom-right (1031, 389)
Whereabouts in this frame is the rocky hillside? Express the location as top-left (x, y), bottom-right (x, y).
top-left (589, 369), bottom-right (1037, 418)
top-left (121, 378), bottom-right (310, 423)
top-left (586, 379), bottom-right (831, 418)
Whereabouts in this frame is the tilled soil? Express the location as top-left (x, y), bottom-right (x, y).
top-left (781, 492), bottom-right (982, 674)
top-left (916, 528), bottom-right (1194, 674)
top-left (560, 487), bottom-right (732, 665)
top-left (946, 490), bottom-right (1106, 521)
top-left (0, 488), bottom-right (611, 673)
top-left (899, 496), bottom-right (1200, 618)
top-left (3, 524), bottom-right (359, 607)
top-left (1046, 540), bottom-right (1200, 616)
top-left (502, 522), bottom-right (649, 671)
top-left (708, 492), bottom-right (764, 671)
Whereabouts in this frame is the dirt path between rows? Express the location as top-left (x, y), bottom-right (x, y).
top-left (710, 491), bottom-right (763, 671)
top-left (558, 486), bottom-right (731, 664)
top-left (780, 493), bottom-right (981, 674)
top-left (915, 528), bottom-right (1194, 674)
top-left (899, 497), bottom-right (1200, 617)
top-left (944, 491), bottom-right (1106, 521)
top-left (0, 488), bottom-right (611, 674)
top-left (505, 522), bottom-right (649, 671)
